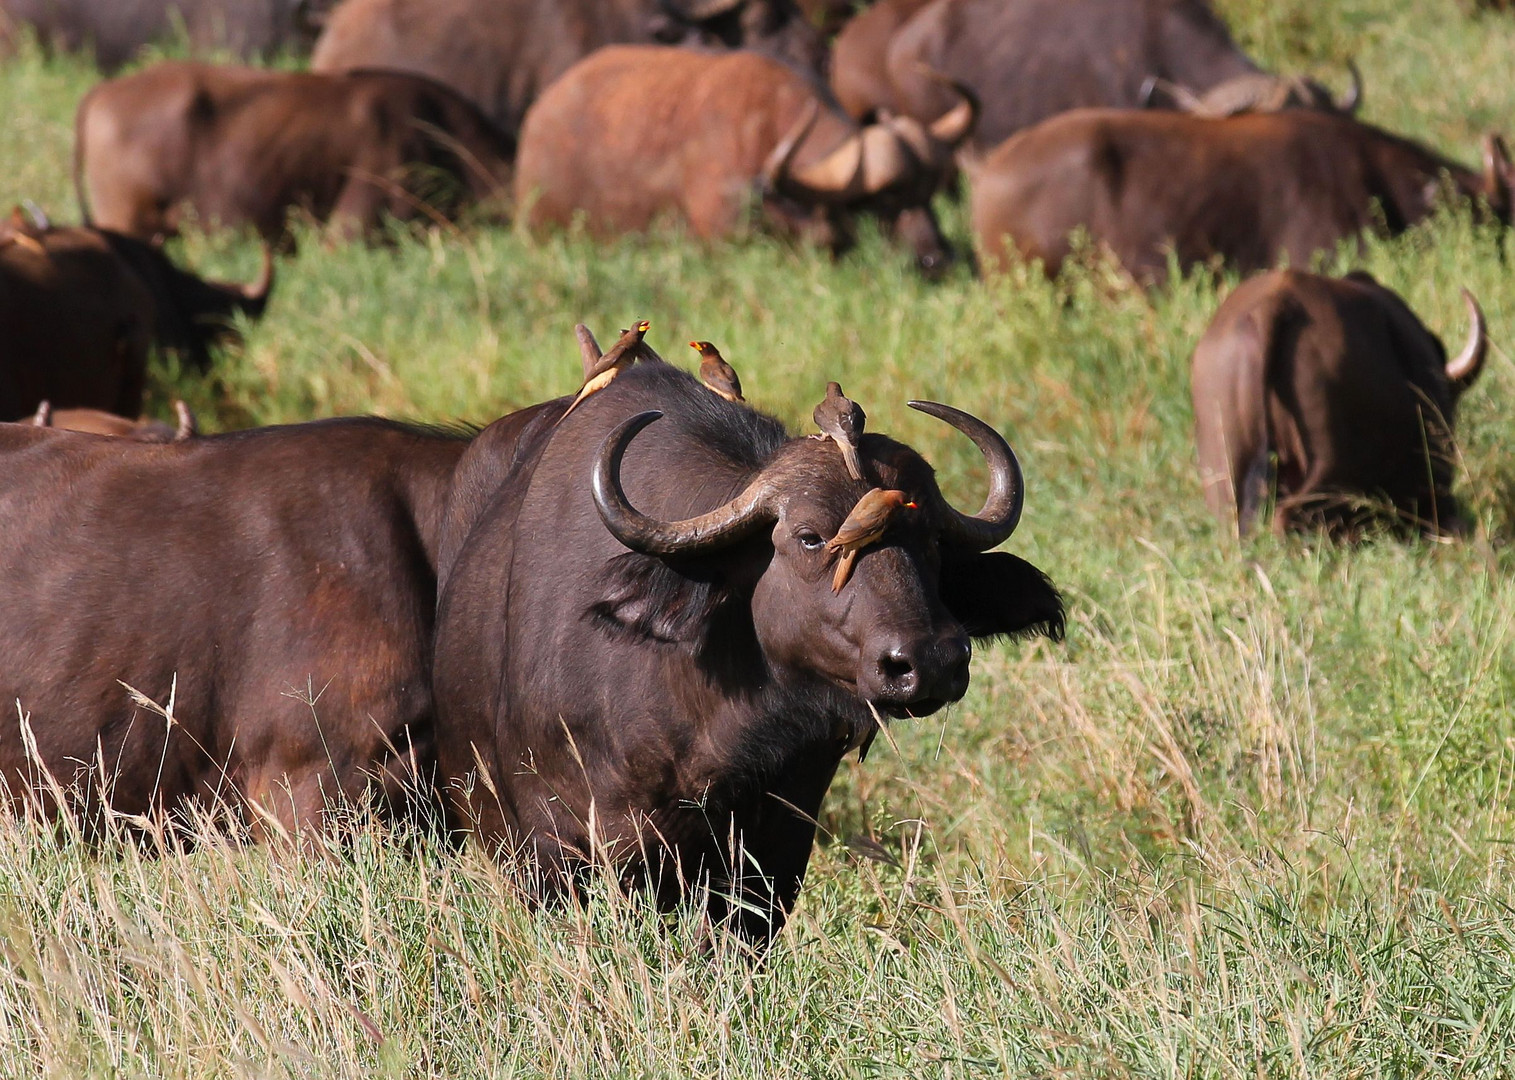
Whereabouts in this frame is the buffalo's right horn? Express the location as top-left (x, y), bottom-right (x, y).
top-left (173, 400), bottom-right (198, 440)
top-left (913, 67), bottom-right (979, 147)
top-left (1446, 289), bottom-right (1489, 388)
top-left (31, 400), bottom-right (52, 427)
top-left (761, 100), bottom-right (823, 194)
top-left (593, 411), bottom-right (779, 555)
top-left (908, 401), bottom-right (1024, 551)
top-left (1337, 60), bottom-right (1362, 113)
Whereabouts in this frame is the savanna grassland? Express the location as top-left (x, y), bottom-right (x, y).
top-left (3, 1), bottom-right (1515, 1075)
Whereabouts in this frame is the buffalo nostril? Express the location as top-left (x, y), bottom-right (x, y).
top-left (878, 649), bottom-right (917, 687)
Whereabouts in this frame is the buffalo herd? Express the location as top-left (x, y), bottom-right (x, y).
top-left (0, 0), bottom-right (1506, 941)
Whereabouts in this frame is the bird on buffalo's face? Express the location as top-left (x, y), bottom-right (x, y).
top-left (559, 320), bottom-right (651, 423)
top-left (813, 381), bottom-right (867, 481)
top-left (827, 487), bottom-right (917, 593)
top-left (689, 340), bottom-right (744, 403)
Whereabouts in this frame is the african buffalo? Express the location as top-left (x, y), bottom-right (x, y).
top-left (0, 418), bottom-right (470, 831)
top-left (310, 0), bottom-right (827, 136)
top-left (515, 45), bottom-right (977, 275)
top-left (969, 110), bottom-right (1515, 281)
top-left (432, 358), bottom-right (1063, 943)
top-left (75, 62), bottom-right (513, 244)
top-left (0, 0), bottom-right (333, 70)
top-left (833, 0), bottom-right (1354, 147)
top-left (0, 212), bottom-right (271, 422)
top-left (28, 399), bottom-right (197, 441)
top-left (1192, 270), bottom-right (1488, 537)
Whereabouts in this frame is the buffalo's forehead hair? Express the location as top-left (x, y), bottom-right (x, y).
top-left (764, 433), bottom-right (943, 522)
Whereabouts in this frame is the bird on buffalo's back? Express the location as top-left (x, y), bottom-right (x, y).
top-left (813, 381), bottom-right (867, 481)
top-left (826, 488), bottom-right (916, 593)
top-left (689, 340), bottom-right (744, 403)
top-left (559, 320), bottom-right (651, 423)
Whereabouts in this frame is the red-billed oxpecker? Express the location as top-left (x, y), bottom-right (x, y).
top-left (827, 488), bottom-right (917, 593)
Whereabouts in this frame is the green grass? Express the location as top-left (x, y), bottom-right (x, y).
top-left (4, 1), bottom-right (1515, 1074)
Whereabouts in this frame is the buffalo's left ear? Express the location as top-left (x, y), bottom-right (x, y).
top-left (940, 551), bottom-right (1065, 642)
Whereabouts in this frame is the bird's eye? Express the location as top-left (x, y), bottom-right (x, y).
top-left (797, 530), bottom-right (825, 551)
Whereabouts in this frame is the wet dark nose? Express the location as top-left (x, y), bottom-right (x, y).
top-left (868, 629), bottom-right (971, 708)
top-left (915, 247), bottom-right (955, 281)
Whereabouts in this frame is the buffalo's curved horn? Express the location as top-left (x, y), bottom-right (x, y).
top-left (1446, 289), bottom-right (1488, 387)
top-left (1137, 75), bottom-right (1161, 109)
top-left (31, 400), bottom-right (51, 427)
top-left (21, 200), bottom-right (48, 231)
top-left (761, 100), bottom-right (821, 194)
top-left (662, 0), bottom-right (743, 20)
top-left (593, 411), bottom-right (779, 555)
top-left (908, 401), bottom-right (1023, 550)
top-left (1337, 59), bottom-right (1362, 114)
top-left (173, 400), bottom-right (198, 440)
top-left (781, 128), bottom-right (865, 200)
top-left (239, 242), bottom-right (275, 310)
top-left (913, 66), bottom-right (979, 147)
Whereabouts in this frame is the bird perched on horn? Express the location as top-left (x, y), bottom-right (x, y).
top-left (560, 320), bottom-right (651, 423)
top-left (813, 381), bottom-right (867, 481)
top-left (690, 341), bottom-right (744, 403)
top-left (827, 488), bottom-right (916, 593)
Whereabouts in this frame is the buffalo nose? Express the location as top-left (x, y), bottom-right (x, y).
top-left (870, 631), bottom-right (971, 707)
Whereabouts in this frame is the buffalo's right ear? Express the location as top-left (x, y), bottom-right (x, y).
top-left (940, 551), bottom-right (1064, 642)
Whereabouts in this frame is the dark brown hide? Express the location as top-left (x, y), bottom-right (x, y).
top-left (832, 0), bottom-right (937, 121)
top-left (0, 0), bottom-right (332, 71)
top-left (835, 0), bottom-right (1259, 146)
top-left (0, 221), bottom-right (268, 421)
top-left (432, 360), bottom-right (1061, 944)
top-left (1191, 270), bottom-right (1486, 536)
top-left (310, 0), bottom-right (826, 136)
top-left (970, 109), bottom-right (1515, 282)
top-left (75, 62), bottom-right (513, 244)
top-left (0, 418), bottom-right (469, 831)
top-left (515, 45), bottom-right (970, 274)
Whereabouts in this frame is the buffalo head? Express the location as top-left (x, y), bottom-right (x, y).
top-left (592, 395), bottom-right (1060, 719)
top-left (761, 79), bottom-right (978, 277)
top-left (658, 0), bottom-right (829, 72)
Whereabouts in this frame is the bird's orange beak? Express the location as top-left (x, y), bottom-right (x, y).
top-left (636, 320), bottom-right (651, 332)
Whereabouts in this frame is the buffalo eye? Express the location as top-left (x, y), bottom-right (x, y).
top-left (796, 529), bottom-right (825, 552)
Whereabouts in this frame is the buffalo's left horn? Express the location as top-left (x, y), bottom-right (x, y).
top-left (1446, 289), bottom-right (1488, 387)
top-left (31, 400), bottom-right (52, 427)
top-left (761, 100), bottom-right (822, 194)
top-left (908, 401), bottom-right (1024, 550)
top-left (915, 67), bottom-right (979, 147)
top-left (593, 411), bottom-right (780, 555)
top-left (1337, 59), bottom-right (1362, 114)
top-left (173, 400), bottom-right (198, 440)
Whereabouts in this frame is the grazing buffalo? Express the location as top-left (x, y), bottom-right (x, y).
top-left (0, 213), bottom-right (271, 422)
top-left (969, 110), bottom-right (1515, 281)
top-left (310, 0), bottom-right (827, 136)
top-left (75, 62), bottom-right (513, 244)
top-left (832, 0), bottom-right (1353, 147)
top-left (515, 46), bottom-right (977, 275)
top-left (1191, 271), bottom-right (1489, 537)
top-left (433, 358), bottom-right (1063, 943)
top-left (0, 418), bottom-right (470, 831)
top-left (28, 399), bottom-right (197, 441)
top-left (0, 0), bottom-right (333, 70)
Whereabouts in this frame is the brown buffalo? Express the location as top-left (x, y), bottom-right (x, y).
top-left (831, 0), bottom-right (1340, 147)
top-left (0, 0), bottom-right (333, 71)
top-left (433, 355), bottom-right (1062, 944)
top-left (0, 418), bottom-right (470, 832)
top-left (29, 399), bottom-right (197, 441)
top-left (969, 109), bottom-right (1515, 282)
top-left (515, 45), bottom-right (976, 275)
top-left (310, 0), bottom-right (827, 137)
top-left (1191, 270), bottom-right (1489, 537)
top-left (75, 62), bottom-right (513, 245)
top-left (0, 212), bottom-right (271, 422)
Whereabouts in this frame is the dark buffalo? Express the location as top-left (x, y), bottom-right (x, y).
top-left (0, 211), bottom-right (271, 422)
top-left (0, 0), bottom-right (332, 71)
top-left (833, 0), bottom-right (1354, 147)
top-left (310, 0), bottom-right (827, 136)
top-left (432, 358), bottom-right (1062, 943)
top-left (1192, 270), bottom-right (1489, 536)
top-left (515, 45), bottom-right (976, 275)
top-left (27, 399), bottom-right (197, 441)
top-left (75, 62), bottom-right (513, 244)
top-left (0, 418), bottom-right (470, 831)
top-left (969, 109), bottom-right (1515, 281)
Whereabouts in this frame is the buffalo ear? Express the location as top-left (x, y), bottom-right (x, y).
top-left (940, 551), bottom-right (1065, 642)
top-left (587, 552), bottom-right (730, 645)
